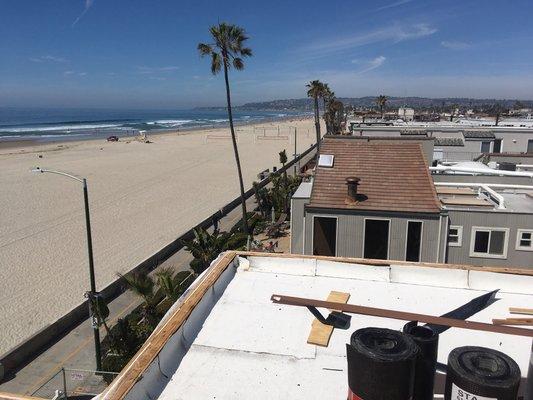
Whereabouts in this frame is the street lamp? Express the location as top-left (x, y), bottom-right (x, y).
top-left (31, 167), bottom-right (102, 371)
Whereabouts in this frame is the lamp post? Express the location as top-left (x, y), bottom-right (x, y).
top-left (31, 167), bottom-right (102, 371)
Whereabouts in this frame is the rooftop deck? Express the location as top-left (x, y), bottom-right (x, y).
top-left (95, 252), bottom-right (533, 400)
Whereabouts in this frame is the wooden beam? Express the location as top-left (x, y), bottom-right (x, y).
top-left (100, 251), bottom-right (238, 400)
top-left (271, 294), bottom-right (533, 338)
top-left (509, 307), bottom-right (533, 316)
top-left (493, 318), bottom-right (533, 326)
top-left (307, 291), bottom-right (350, 347)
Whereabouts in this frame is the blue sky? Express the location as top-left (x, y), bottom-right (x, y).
top-left (1, 0), bottom-right (533, 108)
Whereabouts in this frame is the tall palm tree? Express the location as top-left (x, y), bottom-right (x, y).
top-left (321, 83), bottom-right (334, 111)
top-left (307, 80), bottom-right (324, 149)
top-left (198, 23), bottom-right (252, 241)
top-left (376, 95), bottom-right (387, 119)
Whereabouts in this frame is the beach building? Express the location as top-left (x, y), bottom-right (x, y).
top-left (398, 107), bottom-right (415, 121)
top-left (347, 123), bottom-right (533, 162)
top-left (39, 251), bottom-right (530, 400)
top-left (290, 136), bottom-right (446, 262)
top-left (290, 136), bottom-right (533, 269)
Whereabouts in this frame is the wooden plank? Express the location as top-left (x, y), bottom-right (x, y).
top-left (509, 307), bottom-right (533, 316)
top-left (493, 318), bottom-right (533, 326)
top-left (435, 187), bottom-right (476, 195)
top-left (101, 251), bottom-right (238, 400)
top-left (440, 197), bottom-right (493, 207)
top-left (307, 291), bottom-right (350, 347)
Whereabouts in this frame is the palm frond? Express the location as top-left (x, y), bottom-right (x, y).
top-left (211, 52), bottom-right (222, 74)
top-left (197, 43), bottom-right (213, 57)
top-left (233, 57), bottom-right (244, 70)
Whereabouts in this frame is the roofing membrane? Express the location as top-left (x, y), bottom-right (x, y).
top-left (105, 253), bottom-right (533, 400)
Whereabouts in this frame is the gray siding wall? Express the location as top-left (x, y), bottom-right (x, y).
top-left (290, 197), bottom-right (309, 254)
top-left (446, 209), bottom-right (533, 268)
top-left (302, 209), bottom-right (443, 262)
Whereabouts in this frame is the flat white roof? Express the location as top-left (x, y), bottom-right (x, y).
top-left (292, 181), bottom-right (313, 199)
top-left (147, 255), bottom-right (533, 400)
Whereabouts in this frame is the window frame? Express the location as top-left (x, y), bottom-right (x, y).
top-left (515, 229), bottom-right (533, 252)
top-left (311, 214), bottom-right (338, 257)
top-left (448, 225), bottom-right (463, 247)
top-left (405, 220), bottom-right (423, 262)
top-left (480, 141), bottom-right (491, 153)
top-left (362, 217), bottom-right (391, 260)
top-left (469, 226), bottom-right (509, 259)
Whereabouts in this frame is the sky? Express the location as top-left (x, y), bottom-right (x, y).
top-left (1, 0), bottom-right (533, 109)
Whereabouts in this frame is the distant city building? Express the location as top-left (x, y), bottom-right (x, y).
top-left (398, 107), bottom-right (415, 121)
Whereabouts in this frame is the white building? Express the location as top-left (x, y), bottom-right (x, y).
top-left (398, 107), bottom-right (415, 121)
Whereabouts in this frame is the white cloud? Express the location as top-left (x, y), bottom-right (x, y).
top-left (72, 0), bottom-right (95, 27)
top-left (64, 70), bottom-right (87, 77)
top-left (137, 66), bottom-right (180, 74)
top-left (374, 0), bottom-right (413, 12)
top-left (297, 23), bottom-right (437, 59)
top-left (358, 56), bottom-right (387, 74)
top-left (441, 40), bottom-right (471, 50)
top-left (30, 55), bottom-right (67, 63)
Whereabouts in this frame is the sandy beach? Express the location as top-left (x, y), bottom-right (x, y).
top-left (0, 117), bottom-right (317, 355)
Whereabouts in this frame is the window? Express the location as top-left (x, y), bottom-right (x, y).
top-left (313, 216), bottom-right (337, 256)
top-left (448, 226), bottom-right (463, 247)
top-left (470, 227), bottom-right (509, 259)
top-left (406, 221), bottom-right (423, 262)
top-left (516, 229), bottom-right (533, 251)
top-left (480, 141), bottom-right (491, 153)
top-left (528, 139), bottom-right (533, 153)
top-left (364, 219), bottom-right (390, 260)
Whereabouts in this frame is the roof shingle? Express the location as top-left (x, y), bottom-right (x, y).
top-left (308, 138), bottom-right (441, 213)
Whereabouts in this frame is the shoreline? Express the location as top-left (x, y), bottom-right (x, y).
top-left (0, 114), bottom-right (313, 153)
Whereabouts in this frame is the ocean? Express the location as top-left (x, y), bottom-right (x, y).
top-left (0, 107), bottom-right (306, 142)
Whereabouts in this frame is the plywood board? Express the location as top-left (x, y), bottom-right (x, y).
top-left (435, 187), bottom-right (476, 195)
top-left (307, 291), bottom-right (350, 347)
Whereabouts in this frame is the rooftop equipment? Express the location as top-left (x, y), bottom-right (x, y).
top-left (444, 346), bottom-right (521, 400)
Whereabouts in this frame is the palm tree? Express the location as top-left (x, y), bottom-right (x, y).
top-left (198, 23), bottom-right (252, 241)
top-left (307, 80), bottom-right (324, 149)
top-left (118, 272), bottom-right (158, 328)
top-left (321, 83), bottom-right (334, 111)
top-left (376, 95), bottom-right (387, 119)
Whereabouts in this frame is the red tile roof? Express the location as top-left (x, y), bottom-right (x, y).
top-left (308, 137), bottom-right (441, 213)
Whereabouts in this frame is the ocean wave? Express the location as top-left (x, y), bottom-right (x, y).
top-left (0, 133), bottom-right (92, 139)
top-left (0, 123), bottom-right (123, 133)
top-left (152, 119), bottom-right (194, 125)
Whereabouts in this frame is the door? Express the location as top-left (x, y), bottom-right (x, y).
top-left (493, 139), bottom-right (502, 153)
top-left (313, 217), bottom-right (336, 256)
top-left (405, 221), bottom-right (423, 262)
top-left (364, 219), bottom-right (390, 259)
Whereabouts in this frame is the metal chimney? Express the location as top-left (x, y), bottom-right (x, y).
top-left (346, 177), bottom-right (361, 200)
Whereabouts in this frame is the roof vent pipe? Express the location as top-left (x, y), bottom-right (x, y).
top-left (346, 177), bottom-right (361, 200)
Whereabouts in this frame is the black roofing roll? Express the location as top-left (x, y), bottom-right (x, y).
top-left (444, 346), bottom-right (521, 400)
top-left (403, 322), bottom-right (439, 400)
top-left (347, 327), bottom-right (419, 400)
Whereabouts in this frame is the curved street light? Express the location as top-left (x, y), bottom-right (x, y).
top-left (31, 167), bottom-right (102, 371)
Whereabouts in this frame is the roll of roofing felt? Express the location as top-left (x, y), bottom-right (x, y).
top-left (347, 327), bottom-right (419, 400)
top-left (403, 322), bottom-right (439, 400)
top-left (444, 346), bottom-right (521, 400)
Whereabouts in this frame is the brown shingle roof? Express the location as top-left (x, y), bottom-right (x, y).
top-left (308, 138), bottom-right (441, 213)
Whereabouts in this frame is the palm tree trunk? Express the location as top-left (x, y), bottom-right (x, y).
top-left (314, 96), bottom-right (321, 150)
top-left (223, 60), bottom-right (250, 239)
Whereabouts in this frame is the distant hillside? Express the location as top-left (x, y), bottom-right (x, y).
top-left (199, 97), bottom-right (533, 111)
